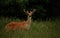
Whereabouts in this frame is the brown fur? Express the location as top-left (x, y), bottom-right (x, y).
top-left (5, 21), bottom-right (30, 32)
top-left (5, 9), bottom-right (36, 32)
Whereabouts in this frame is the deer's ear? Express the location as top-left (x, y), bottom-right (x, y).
top-left (23, 9), bottom-right (26, 12)
top-left (32, 9), bottom-right (36, 13)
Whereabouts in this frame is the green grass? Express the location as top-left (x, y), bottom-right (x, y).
top-left (0, 17), bottom-right (60, 38)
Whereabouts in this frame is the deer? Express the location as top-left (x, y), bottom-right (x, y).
top-left (5, 9), bottom-right (36, 32)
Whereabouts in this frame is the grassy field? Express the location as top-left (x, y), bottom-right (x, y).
top-left (0, 17), bottom-right (60, 38)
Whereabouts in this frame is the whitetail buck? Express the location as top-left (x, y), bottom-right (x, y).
top-left (5, 9), bottom-right (36, 32)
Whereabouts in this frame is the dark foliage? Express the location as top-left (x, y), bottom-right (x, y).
top-left (0, 0), bottom-right (60, 21)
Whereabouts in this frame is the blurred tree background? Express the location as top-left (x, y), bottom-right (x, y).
top-left (0, 0), bottom-right (60, 21)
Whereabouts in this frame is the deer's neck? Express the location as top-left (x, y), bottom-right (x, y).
top-left (27, 16), bottom-right (32, 24)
